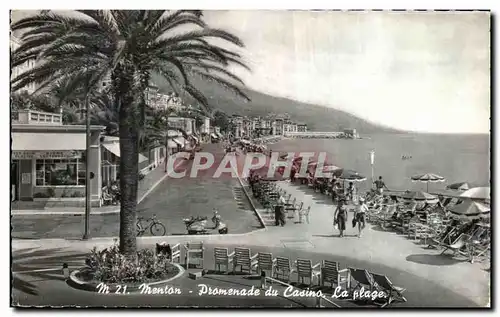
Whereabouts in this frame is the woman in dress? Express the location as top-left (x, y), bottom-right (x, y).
top-left (354, 197), bottom-right (368, 237)
top-left (334, 199), bottom-right (348, 237)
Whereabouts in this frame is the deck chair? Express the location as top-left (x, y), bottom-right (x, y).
top-left (171, 243), bottom-right (181, 263)
top-left (441, 234), bottom-right (471, 257)
top-left (320, 260), bottom-right (348, 289)
top-left (214, 247), bottom-right (234, 273)
top-left (252, 252), bottom-right (274, 276)
top-left (184, 242), bottom-right (204, 269)
top-left (371, 273), bottom-right (407, 307)
top-left (273, 256), bottom-right (295, 282)
top-left (348, 268), bottom-right (375, 294)
top-left (233, 247), bottom-right (258, 274)
top-left (428, 227), bottom-right (455, 249)
top-left (295, 258), bottom-right (321, 286)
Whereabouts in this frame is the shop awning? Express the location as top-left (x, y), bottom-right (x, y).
top-left (12, 132), bottom-right (86, 151)
top-left (102, 143), bottom-right (120, 157)
top-left (138, 154), bottom-right (148, 163)
top-left (103, 143), bottom-right (149, 163)
top-left (211, 133), bottom-right (218, 139)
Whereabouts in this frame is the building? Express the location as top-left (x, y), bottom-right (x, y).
top-left (168, 116), bottom-right (194, 136)
top-left (273, 118), bottom-right (284, 136)
top-left (343, 128), bottom-right (359, 139)
top-left (100, 136), bottom-right (165, 187)
top-left (11, 109), bottom-right (104, 206)
top-left (297, 123), bottom-right (308, 132)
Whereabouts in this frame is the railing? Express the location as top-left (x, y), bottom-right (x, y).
top-left (12, 110), bottom-right (63, 125)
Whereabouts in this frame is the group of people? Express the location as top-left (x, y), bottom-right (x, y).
top-left (332, 176), bottom-right (388, 238)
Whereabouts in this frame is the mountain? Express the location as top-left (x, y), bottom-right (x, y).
top-left (153, 75), bottom-right (400, 134)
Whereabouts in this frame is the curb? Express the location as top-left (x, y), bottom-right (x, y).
top-left (67, 262), bottom-right (185, 293)
top-left (233, 149), bottom-right (267, 230)
top-left (11, 159), bottom-right (188, 216)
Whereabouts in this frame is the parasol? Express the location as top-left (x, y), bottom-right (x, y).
top-left (401, 191), bottom-right (439, 203)
top-left (446, 182), bottom-right (471, 191)
top-left (448, 200), bottom-right (490, 220)
top-left (411, 173), bottom-right (446, 192)
top-left (459, 187), bottom-right (490, 201)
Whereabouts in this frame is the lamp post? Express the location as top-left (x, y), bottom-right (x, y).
top-left (369, 150), bottom-right (375, 188)
top-left (83, 93), bottom-right (91, 240)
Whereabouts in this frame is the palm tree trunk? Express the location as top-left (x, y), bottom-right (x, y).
top-left (115, 68), bottom-right (139, 257)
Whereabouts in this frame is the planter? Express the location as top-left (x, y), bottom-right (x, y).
top-left (67, 263), bottom-right (185, 293)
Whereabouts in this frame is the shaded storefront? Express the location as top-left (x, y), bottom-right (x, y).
top-left (11, 110), bottom-right (104, 206)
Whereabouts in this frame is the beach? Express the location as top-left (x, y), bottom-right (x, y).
top-left (267, 133), bottom-right (489, 192)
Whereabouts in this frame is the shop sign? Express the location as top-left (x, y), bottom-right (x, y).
top-left (12, 151), bottom-right (82, 160)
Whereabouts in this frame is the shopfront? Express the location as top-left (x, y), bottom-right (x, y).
top-left (11, 114), bottom-right (104, 206)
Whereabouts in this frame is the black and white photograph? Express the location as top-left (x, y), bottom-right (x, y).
top-left (9, 5), bottom-right (491, 309)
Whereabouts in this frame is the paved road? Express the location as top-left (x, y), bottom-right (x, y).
top-left (12, 243), bottom-right (480, 307)
top-left (11, 144), bottom-right (262, 239)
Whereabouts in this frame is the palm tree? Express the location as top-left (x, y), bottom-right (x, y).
top-left (11, 10), bottom-right (250, 257)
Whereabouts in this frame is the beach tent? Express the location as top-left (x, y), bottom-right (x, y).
top-left (446, 182), bottom-right (471, 191)
top-left (449, 200), bottom-right (490, 220)
top-left (411, 173), bottom-right (446, 192)
top-left (460, 187), bottom-right (490, 201)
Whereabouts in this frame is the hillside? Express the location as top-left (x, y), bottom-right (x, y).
top-left (153, 74), bottom-right (400, 134)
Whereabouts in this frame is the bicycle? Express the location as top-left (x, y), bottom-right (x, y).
top-left (136, 214), bottom-right (166, 236)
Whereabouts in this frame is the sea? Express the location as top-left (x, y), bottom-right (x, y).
top-left (267, 133), bottom-right (490, 193)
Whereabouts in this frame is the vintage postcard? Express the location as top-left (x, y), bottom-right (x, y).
top-left (10, 9), bottom-right (490, 308)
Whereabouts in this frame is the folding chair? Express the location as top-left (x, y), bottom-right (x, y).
top-left (233, 247), bottom-right (258, 274)
top-left (321, 260), bottom-right (348, 289)
top-left (170, 243), bottom-right (181, 263)
top-left (371, 273), bottom-right (407, 307)
top-left (273, 256), bottom-right (295, 282)
top-left (441, 234), bottom-right (471, 258)
top-left (214, 247), bottom-right (234, 273)
top-left (348, 268), bottom-right (375, 294)
top-left (184, 242), bottom-right (205, 269)
top-left (252, 252), bottom-right (274, 276)
top-left (295, 258), bottom-right (321, 286)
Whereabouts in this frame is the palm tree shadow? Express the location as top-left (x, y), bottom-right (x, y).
top-left (12, 247), bottom-right (89, 296)
top-left (12, 276), bottom-right (38, 296)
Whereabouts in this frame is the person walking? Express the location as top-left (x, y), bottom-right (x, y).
top-left (334, 199), bottom-right (348, 237)
top-left (374, 176), bottom-right (389, 195)
top-left (354, 197), bottom-right (368, 237)
top-left (275, 194), bottom-right (287, 226)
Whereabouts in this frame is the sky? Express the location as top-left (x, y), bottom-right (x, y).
top-left (202, 11), bottom-right (490, 134)
top-left (11, 10), bottom-right (491, 133)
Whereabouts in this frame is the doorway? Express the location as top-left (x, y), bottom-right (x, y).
top-left (11, 161), bottom-right (19, 201)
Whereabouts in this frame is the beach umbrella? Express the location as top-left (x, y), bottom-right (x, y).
top-left (449, 200), bottom-right (490, 220)
top-left (411, 173), bottom-right (446, 192)
top-left (460, 187), bottom-right (490, 201)
top-left (401, 191), bottom-right (439, 203)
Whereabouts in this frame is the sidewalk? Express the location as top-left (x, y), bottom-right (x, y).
top-left (11, 159), bottom-right (188, 216)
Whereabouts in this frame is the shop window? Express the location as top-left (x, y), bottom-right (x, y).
top-left (35, 159), bottom-right (85, 186)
